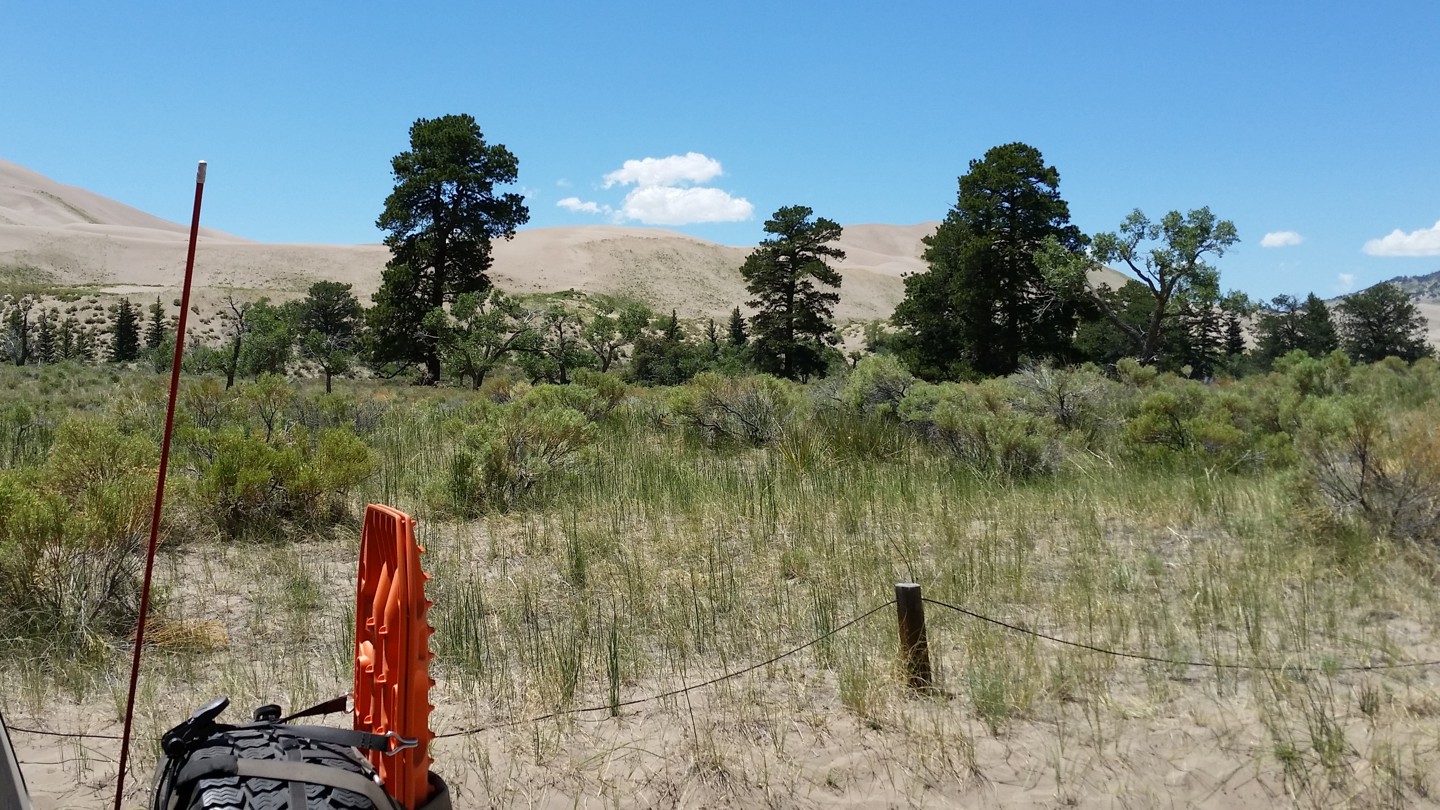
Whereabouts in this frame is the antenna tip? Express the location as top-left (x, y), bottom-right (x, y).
top-left (197, 161), bottom-right (208, 184)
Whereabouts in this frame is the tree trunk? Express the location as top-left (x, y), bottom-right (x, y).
top-left (226, 336), bottom-right (242, 389)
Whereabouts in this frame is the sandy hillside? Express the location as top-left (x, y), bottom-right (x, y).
top-left (0, 159), bottom-right (938, 321)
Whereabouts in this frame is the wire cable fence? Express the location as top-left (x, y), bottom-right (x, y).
top-left (919, 595), bottom-right (1440, 673)
top-left (8, 588), bottom-right (1440, 745)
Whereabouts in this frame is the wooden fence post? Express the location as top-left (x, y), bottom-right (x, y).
top-left (895, 582), bottom-right (932, 691)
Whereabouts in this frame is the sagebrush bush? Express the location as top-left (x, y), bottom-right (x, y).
top-left (838, 354), bottom-right (914, 417)
top-left (0, 416), bottom-right (155, 646)
top-left (1010, 363), bottom-right (1122, 450)
top-left (1299, 400), bottom-right (1440, 546)
top-left (443, 387), bottom-right (598, 515)
top-left (182, 425), bottom-right (375, 539)
top-left (899, 380), bottom-right (1060, 479)
top-left (667, 373), bottom-right (804, 447)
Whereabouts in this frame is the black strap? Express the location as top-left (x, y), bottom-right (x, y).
top-left (280, 724), bottom-right (396, 753)
top-left (279, 695), bottom-right (350, 724)
top-left (287, 747), bottom-right (306, 810)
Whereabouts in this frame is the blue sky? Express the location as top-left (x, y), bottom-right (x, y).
top-left (3, 1), bottom-right (1438, 301)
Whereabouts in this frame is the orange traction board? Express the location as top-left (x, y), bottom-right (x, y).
top-left (354, 504), bottom-right (437, 810)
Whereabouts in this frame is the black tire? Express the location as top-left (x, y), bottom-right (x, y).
top-left (168, 726), bottom-right (384, 810)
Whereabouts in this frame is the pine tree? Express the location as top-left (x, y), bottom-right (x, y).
top-left (110, 297), bottom-right (141, 362)
top-left (1297, 293), bottom-right (1339, 357)
top-left (145, 297), bottom-right (167, 350)
top-left (35, 308), bottom-right (56, 364)
top-left (727, 306), bottom-right (747, 348)
top-left (59, 316), bottom-right (77, 360)
top-left (741, 205), bottom-right (845, 381)
top-left (1337, 283), bottom-right (1432, 363)
top-left (369, 114), bottom-right (530, 383)
top-left (894, 143), bottom-right (1085, 379)
top-left (1224, 312), bottom-right (1245, 357)
top-left (75, 327), bottom-right (96, 362)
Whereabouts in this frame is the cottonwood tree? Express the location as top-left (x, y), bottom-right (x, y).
top-left (424, 288), bottom-right (539, 389)
top-left (1337, 283), bottom-right (1432, 363)
top-left (741, 205), bottom-right (845, 381)
top-left (236, 300), bottom-right (296, 380)
top-left (369, 114), bottom-right (530, 383)
top-left (1043, 207), bottom-right (1239, 367)
top-left (893, 143), bottom-right (1086, 380)
top-left (214, 294), bottom-right (253, 389)
top-left (296, 281), bottom-right (362, 392)
top-left (581, 297), bottom-right (651, 372)
top-left (520, 305), bottom-right (593, 384)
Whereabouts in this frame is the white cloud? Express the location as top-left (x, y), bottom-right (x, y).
top-left (1261, 231), bottom-right (1304, 248)
top-left (603, 152), bottom-right (724, 188)
top-left (1363, 220), bottom-right (1440, 257)
top-left (1337, 273), bottom-right (1356, 293)
top-left (557, 196), bottom-right (608, 215)
top-left (619, 186), bottom-right (753, 225)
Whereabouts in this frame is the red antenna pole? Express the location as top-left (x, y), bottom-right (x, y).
top-left (113, 160), bottom-right (207, 810)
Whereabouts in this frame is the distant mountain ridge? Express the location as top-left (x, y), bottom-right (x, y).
top-left (1376, 269), bottom-right (1440, 301)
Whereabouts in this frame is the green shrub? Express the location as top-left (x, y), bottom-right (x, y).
top-left (667, 373), bottom-right (804, 447)
top-left (444, 395), bottom-right (597, 515)
top-left (0, 416), bottom-right (154, 646)
top-left (838, 354), bottom-right (915, 417)
top-left (899, 380), bottom-right (1059, 479)
top-left (1010, 363), bottom-right (1122, 451)
top-left (184, 425), bottom-right (376, 539)
top-left (1122, 378), bottom-right (1289, 471)
top-left (1298, 400), bottom-right (1440, 547)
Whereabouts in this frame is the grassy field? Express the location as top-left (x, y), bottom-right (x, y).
top-left (4, 356), bottom-right (1440, 807)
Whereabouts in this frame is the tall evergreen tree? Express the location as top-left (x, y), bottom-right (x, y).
top-left (369, 114), bottom-right (530, 383)
top-left (893, 143), bottom-right (1085, 380)
top-left (145, 297), bottom-right (168, 350)
top-left (1224, 312), bottom-right (1246, 358)
top-left (109, 297), bottom-right (141, 362)
top-left (1337, 283), bottom-right (1432, 363)
top-left (727, 306), bottom-right (747, 348)
top-left (34, 308), bottom-right (57, 365)
top-left (741, 205), bottom-right (845, 381)
top-left (1254, 294), bottom-right (1305, 362)
top-left (3, 297), bottom-right (34, 366)
top-left (58, 316), bottom-right (77, 360)
top-left (74, 326), bottom-right (96, 362)
top-left (1297, 293), bottom-right (1339, 357)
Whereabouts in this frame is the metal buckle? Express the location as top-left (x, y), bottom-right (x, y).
top-left (384, 730), bottom-right (419, 754)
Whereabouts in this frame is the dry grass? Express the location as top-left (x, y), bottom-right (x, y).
top-left (6, 369), bottom-right (1440, 807)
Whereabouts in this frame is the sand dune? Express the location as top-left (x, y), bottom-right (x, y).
top-left (0, 158), bottom-right (1147, 325)
top-left (0, 159), bottom-right (937, 321)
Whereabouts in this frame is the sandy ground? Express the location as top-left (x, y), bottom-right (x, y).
top-left (6, 530), bottom-right (1440, 810)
